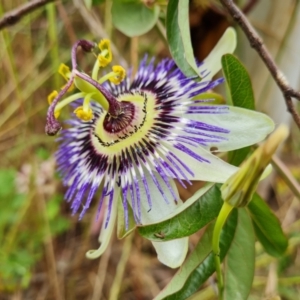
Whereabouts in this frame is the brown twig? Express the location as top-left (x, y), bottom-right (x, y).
top-left (211, 0), bottom-right (259, 17)
top-left (0, 0), bottom-right (55, 31)
top-left (220, 0), bottom-right (300, 129)
top-left (271, 155), bottom-right (300, 201)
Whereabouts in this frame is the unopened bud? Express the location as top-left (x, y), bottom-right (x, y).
top-left (221, 125), bottom-right (289, 207)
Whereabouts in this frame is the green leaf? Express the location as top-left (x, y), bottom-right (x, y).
top-left (222, 54), bottom-right (255, 110)
top-left (111, 0), bottom-right (160, 37)
top-left (223, 208), bottom-right (255, 300)
top-left (154, 209), bottom-right (238, 300)
top-left (166, 0), bottom-right (200, 78)
top-left (248, 193), bottom-right (288, 257)
top-left (138, 184), bottom-right (223, 241)
top-left (222, 54), bottom-right (255, 166)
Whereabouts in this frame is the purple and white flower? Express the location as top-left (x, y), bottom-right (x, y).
top-left (46, 28), bottom-right (274, 268)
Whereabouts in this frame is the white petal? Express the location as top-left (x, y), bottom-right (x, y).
top-left (169, 145), bottom-right (238, 182)
top-left (152, 238), bottom-right (189, 269)
top-left (86, 190), bottom-right (119, 259)
top-left (199, 27), bottom-right (237, 80)
top-left (185, 106), bottom-right (274, 152)
top-left (138, 174), bottom-right (189, 268)
top-left (138, 175), bottom-right (181, 222)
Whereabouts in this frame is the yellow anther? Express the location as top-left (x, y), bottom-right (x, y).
top-left (74, 106), bottom-right (93, 121)
top-left (58, 63), bottom-right (72, 81)
top-left (48, 90), bottom-right (58, 105)
top-left (54, 110), bottom-right (61, 119)
top-left (98, 55), bottom-right (111, 68)
top-left (98, 39), bottom-right (111, 52)
top-left (97, 39), bottom-right (112, 67)
top-left (109, 65), bottom-right (126, 85)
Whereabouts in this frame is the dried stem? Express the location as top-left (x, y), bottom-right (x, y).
top-left (271, 155), bottom-right (300, 201)
top-left (220, 0), bottom-right (300, 129)
top-left (0, 0), bottom-right (55, 30)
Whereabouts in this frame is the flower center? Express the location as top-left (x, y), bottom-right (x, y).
top-left (103, 101), bottom-right (135, 134)
top-left (91, 91), bottom-right (157, 156)
top-left (45, 39), bottom-right (127, 135)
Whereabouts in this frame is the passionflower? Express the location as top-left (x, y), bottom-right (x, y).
top-left (46, 28), bottom-right (274, 268)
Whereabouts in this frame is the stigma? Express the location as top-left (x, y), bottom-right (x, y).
top-left (45, 39), bottom-right (127, 135)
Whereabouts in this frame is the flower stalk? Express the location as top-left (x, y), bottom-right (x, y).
top-left (212, 201), bottom-right (234, 300)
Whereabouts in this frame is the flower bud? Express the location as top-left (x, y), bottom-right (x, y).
top-left (221, 125), bottom-right (289, 207)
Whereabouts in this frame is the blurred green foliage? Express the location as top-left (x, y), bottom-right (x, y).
top-left (0, 168), bottom-right (70, 291)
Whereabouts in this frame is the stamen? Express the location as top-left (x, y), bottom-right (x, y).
top-left (54, 110), bottom-right (61, 119)
top-left (46, 40), bottom-right (96, 136)
top-left (73, 93), bottom-right (94, 121)
top-left (98, 65), bottom-right (126, 85)
top-left (47, 90), bottom-right (58, 105)
top-left (109, 66), bottom-right (126, 84)
top-left (98, 39), bottom-right (112, 67)
top-left (74, 106), bottom-right (93, 121)
top-left (58, 63), bottom-right (72, 81)
top-left (46, 39), bottom-right (122, 135)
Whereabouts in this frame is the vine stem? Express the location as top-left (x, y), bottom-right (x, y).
top-left (212, 201), bottom-right (234, 299)
top-left (219, 0), bottom-right (300, 129)
top-left (0, 0), bottom-right (55, 30)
